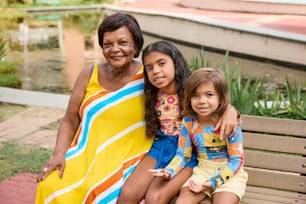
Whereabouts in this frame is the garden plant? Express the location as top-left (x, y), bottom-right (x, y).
top-left (189, 50), bottom-right (306, 120)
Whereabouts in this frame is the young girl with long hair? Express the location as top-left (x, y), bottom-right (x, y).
top-left (118, 42), bottom-right (240, 204)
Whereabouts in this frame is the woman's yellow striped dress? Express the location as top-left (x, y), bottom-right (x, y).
top-left (35, 64), bottom-right (154, 204)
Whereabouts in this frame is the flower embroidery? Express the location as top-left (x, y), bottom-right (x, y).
top-left (167, 96), bottom-right (176, 104)
top-left (156, 92), bottom-right (181, 136)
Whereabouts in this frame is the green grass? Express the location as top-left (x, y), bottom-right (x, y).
top-left (0, 103), bottom-right (28, 122)
top-left (0, 142), bottom-right (52, 181)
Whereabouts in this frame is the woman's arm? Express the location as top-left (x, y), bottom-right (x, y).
top-left (36, 65), bottom-right (92, 182)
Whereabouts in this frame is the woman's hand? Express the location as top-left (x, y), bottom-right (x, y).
top-left (215, 105), bottom-right (239, 140)
top-left (189, 179), bottom-right (212, 193)
top-left (36, 154), bottom-right (66, 182)
top-left (148, 168), bottom-right (171, 180)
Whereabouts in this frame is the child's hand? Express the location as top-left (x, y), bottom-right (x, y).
top-left (188, 179), bottom-right (212, 193)
top-left (148, 168), bottom-right (171, 179)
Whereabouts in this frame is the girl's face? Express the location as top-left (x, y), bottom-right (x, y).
top-left (102, 26), bottom-right (137, 69)
top-left (191, 81), bottom-right (220, 122)
top-left (143, 51), bottom-right (176, 94)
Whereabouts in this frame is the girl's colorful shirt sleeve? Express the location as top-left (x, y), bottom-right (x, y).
top-left (165, 116), bottom-right (244, 190)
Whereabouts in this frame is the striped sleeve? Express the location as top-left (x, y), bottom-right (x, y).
top-left (209, 127), bottom-right (244, 189)
top-left (165, 117), bottom-right (194, 178)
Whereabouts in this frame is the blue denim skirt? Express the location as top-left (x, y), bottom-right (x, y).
top-left (147, 130), bottom-right (198, 169)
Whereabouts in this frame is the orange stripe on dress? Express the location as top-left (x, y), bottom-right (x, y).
top-left (85, 152), bottom-right (147, 204)
top-left (133, 72), bottom-right (144, 80)
top-left (79, 72), bottom-right (143, 119)
top-left (72, 90), bottom-right (109, 147)
top-left (79, 90), bottom-right (109, 119)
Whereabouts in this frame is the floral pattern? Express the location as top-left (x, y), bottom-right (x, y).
top-left (156, 91), bottom-right (181, 136)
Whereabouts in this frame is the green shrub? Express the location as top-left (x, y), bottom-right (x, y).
top-left (189, 50), bottom-right (305, 120)
top-left (0, 60), bottom-right (19, 73)
top-left (221, 51), bottom-right (263, 115)
top-left (189, 48), bottom-right (212, 71)
top-left (255, 77), bottom-right (306, 120)
top-left (0, 34), bottom-right (7, 59)
top-left (0, 33), bottom-right (21, 88)
top-left (0, 73), bottom-right (22, 87)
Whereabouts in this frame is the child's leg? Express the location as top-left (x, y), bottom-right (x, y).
top-left (212, 192), bottom-right (239, 204)
top-left (145, 167), bottom-right (193, 204)
top-left (118, 155), bottom-right (156, 204)
top-left (212, 167), bottom-right (247, 204)
top-left (175, 186), bottom-right (206, 204)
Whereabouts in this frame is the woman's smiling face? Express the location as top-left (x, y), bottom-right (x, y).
top-left (102, 26), bottom-right (137, 69)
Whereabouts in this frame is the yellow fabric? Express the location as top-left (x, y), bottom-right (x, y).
top-left (183, 158), bottom-right (248, 199)
top-left (36, 64), bottom-right (153, 204)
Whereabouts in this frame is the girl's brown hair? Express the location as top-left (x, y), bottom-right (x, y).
top-left (182, 67), bottom-right (230, 121)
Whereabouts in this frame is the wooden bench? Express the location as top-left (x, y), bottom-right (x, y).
top-left (173, 115), bottom-right (306, 204)
top-left (239, 115), bottom-right (306, 204)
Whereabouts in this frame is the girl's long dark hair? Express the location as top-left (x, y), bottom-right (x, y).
top-left (142, 41), bottom-right (191, 136)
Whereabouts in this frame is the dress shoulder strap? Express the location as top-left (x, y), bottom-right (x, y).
top-left (84, 63), bottom-right (103, 99)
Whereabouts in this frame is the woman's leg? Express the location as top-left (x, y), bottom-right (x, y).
top-left (118, 155), bottom-right (156, 204)
top-left (145, 167), bottom-right (193, 204)
top-left (175, 186), bottom-right (206, 204)
top-left (212, 192), bottom-right (239, 204)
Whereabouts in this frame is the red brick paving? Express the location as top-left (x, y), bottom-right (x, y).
top-left (0, 173), bottom-right (37, 204)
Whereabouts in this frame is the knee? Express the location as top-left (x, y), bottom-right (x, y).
top-left (146, 190), bottom-right (173, 204)
top-left (145, 193), bottom-right (158, 203)
top-left (118, 187), bottom-right (130, 201)
top-left (118, 186), bottom-right (137, 203)
top-left (145, 190), bottom-right (163, 203)
top-left (175, 196), bottom-right (189, 204)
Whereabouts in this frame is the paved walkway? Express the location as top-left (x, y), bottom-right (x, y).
top-left (1, 0), bottom-right (305, 203)
top-left (120, 0), bottom-right (306, 36)
top-left (0, 94), bottom-right (66, 203)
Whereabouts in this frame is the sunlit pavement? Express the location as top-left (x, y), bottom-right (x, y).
top-left (120, 0), bottom-right (306, 35)
top-left (1, 0), bottom-right (305, 203)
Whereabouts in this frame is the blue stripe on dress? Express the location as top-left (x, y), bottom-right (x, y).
top-left (66, 81), bottom-right (144, 159)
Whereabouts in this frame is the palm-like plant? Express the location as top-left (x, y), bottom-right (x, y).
top-left (221, 51), bottom-right (263, 115)
top-left (0, 33), bottom-right (21, 88)
top-left (189, 48), bottom-right (212, 71)
top-left (0, 34), bottom-right (8, 60)
top-left (255, 77), bottom-right (306, 120)
top-left (183, 49), bottom-right (305, 120)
